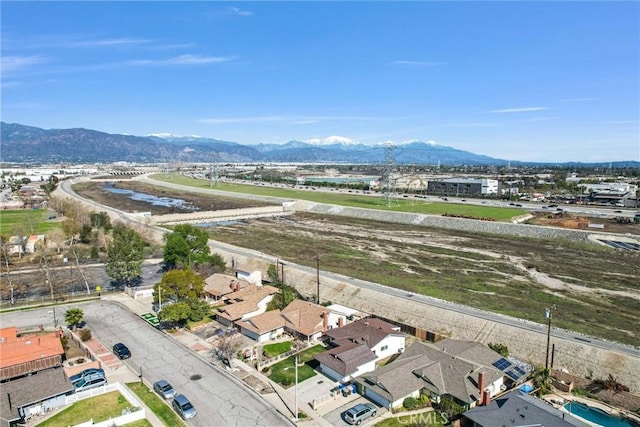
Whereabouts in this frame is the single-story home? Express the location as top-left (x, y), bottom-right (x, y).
top-left (0, 326), bottom-right (64, 381)
top-left (315, 318), bottom-right (405, 383)
top-left (203, 273), bottom-right (250, 303)
top-left (462, 389), bottom-right (589, 427)
top-left (216, 285), bottom-right (279, 327)
top-left (280, 300), bottom-right (334, 343)
top-left (236, 309), bottom-right (286, 343)
top-left (356, 339), bottom-right (528, 411)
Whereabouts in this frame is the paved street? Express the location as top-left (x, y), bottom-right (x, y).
top-left (1, 300), bottom-right (292, 427)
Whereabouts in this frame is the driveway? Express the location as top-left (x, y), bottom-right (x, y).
top-left (322, 396), bottom-right (385, 427)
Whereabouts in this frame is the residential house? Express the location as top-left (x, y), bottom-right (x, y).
top-left (236, 310), bottom-right (286, 343)
top-left (216, 285), bottom-right (279, 327)
top-left (0, 326), bottom-right (72, 425)
top-left (203, 273), bottom-right (250, 303)
top-left (356, 339), bottom-right (528, 411)
top-left (315, 318), bottom-right (405, 383)
top-left (462, 389), bottom-right (589, 427)
top-left (25, 234), bottom-right (45, 254)
top-left (280, 300), bottom-right (332, 343)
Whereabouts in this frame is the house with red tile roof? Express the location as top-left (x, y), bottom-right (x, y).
top-left (0, 326), bottom-right (72, 425)
top-left (0, 326), bottom-right (64, 381)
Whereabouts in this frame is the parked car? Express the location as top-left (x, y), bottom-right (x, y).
top-left (113, 342), bottom-right (131, 359)
top-left (69, 368), bottom-right (105, 385)
top-left (153, 380), bottom-right (176, 400)
top-left (172, 394), bottom-right (197, 419)
top-left (344, 403), bottom-right (376, 425)
top-left (73, 373), bottom-right (107, 392)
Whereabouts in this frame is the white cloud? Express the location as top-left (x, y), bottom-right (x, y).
top-left (487, 107), bottom-right (548, 113)
top-left (303, 136), bottom-right (356, 145)
top-left (1, 55), bottom-right (47, 73)
top-left (392, 60), bottom-right (447, 67)
top-left (126, 54), bottom-right (237, 66)
top-left (68, 37), bottom-right (153, 48)
top-left (230, 7), bottom-right (253, 16)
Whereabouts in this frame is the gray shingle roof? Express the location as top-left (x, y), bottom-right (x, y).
top-left (314, 341), bottom-right (377, 376)
top-left (358, 340), bottom-right (504, 405)
top-left (324, 318), bottom-right (400, 348)
top-left (0, 367), bottom-right (73, 423)
top-left (463, 390), bottom-right (589, 427)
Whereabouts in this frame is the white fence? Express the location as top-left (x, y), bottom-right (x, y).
top-left (65, 382), bottom-right (146, 426)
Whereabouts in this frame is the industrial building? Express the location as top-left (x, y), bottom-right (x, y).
top-left (427, 178), bottom-right (499, 197)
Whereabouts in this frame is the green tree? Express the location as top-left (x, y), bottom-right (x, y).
top-left (187, 298), bottom-right (212, 322)
top-left (163, 224), bottom-right (211, 267)
top-left (64, 308), bottom-right (84, 331)
top-left (531, 366), bottom-right (551, 396)
top-left (105, 224), bottom-right (145, 286)
top-left (90, 211), bottom-right (112, 231)
top-left (154, 269), bottom-right (204, 305)
top-left (158, 301), bottom-right (191, 326)
top-left (488, 343), bottom-right (509, 357)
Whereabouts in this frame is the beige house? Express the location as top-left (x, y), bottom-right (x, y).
top-left (236, 310), bottom-right (286, 343)
top-left (216, 285), bottom-right (279, 326)
top-left (203, 273), bottom-right (249, 303)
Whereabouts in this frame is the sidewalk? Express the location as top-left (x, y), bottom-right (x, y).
top-left (104, 292), bottom-right (335, 425)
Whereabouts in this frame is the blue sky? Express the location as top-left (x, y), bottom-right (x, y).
top-left (2, 1), bottom-right (638, 162)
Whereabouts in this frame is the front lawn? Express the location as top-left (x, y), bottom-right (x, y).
top-left (37, 391), bottom-right (134, 426)
top-left (263, 341), bottom-right (291, 358)
top-left (126, 382), bottom-right (185, 427)
top-left (267, 344), bottom-right (326, 387)
top-left (375, 411), bottom-right (447, 427)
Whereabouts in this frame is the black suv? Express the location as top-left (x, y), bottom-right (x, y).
top-left (113, 342), bottom-right (131, 359)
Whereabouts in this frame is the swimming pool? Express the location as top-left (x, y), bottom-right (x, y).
top-left (564, 401), bottom-right (637, 427)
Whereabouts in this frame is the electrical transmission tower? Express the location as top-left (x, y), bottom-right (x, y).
top-left (208, 153), bottom-right (219, 188)
top-left (381, 142), bottom-right (398, 207)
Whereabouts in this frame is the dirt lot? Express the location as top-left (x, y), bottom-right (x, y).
top-left (71, 181), bottom-right (640, 347)
top-left (528, 211), bottom-right (640, 235)
top-left (73, 181), bottom-right (276, 215)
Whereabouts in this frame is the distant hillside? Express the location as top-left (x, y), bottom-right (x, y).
top-left (2, 122), bottom-right (638, 167)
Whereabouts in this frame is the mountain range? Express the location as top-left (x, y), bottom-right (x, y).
top-left (1, 122), bottom-right (638, 167)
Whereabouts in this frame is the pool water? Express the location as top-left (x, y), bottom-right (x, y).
top-left (564, 401), bottom-right (636, 427)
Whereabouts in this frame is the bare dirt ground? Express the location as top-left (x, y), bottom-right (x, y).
top-left (71, 182), bottom-right (640, 346)
top-left (528, 211), bottom-right (640, 235)
top-left (73, 181), bottom-right (276, 215)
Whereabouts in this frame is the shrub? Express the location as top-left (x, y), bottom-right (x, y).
top-left (403, 397), bottom-right (418, 410)
top-left (79, 329), bottom-right (92, 342)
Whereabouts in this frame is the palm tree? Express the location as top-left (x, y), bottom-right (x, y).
top-left (64, 308), bottom-right (84, 331)
top-left (531, 365), bottom-right (551, 396)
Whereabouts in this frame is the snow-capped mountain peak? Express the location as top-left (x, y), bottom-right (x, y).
top-left (303, 135), bottom-right (357, 146)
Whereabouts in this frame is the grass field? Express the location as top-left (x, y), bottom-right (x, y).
top-left (267, 344), bottom-right (326, 387)
top-left (0, 209), bottom-right (60, 235)
top-left (126, 382), bottom-right (185, 427)
top-left (150, 174), bottom-right (525, 221)
top-left (36, 391), bottom-right (134, 426)
top-left (263, 341), bottom-right (292, 358)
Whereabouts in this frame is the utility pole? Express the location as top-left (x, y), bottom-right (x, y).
top-left (315, 254), bottom-right (321, 305)
top-left (544, 306), bottom-right (556, 369)
top-left (294, 354), bottom-right (299, 422)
